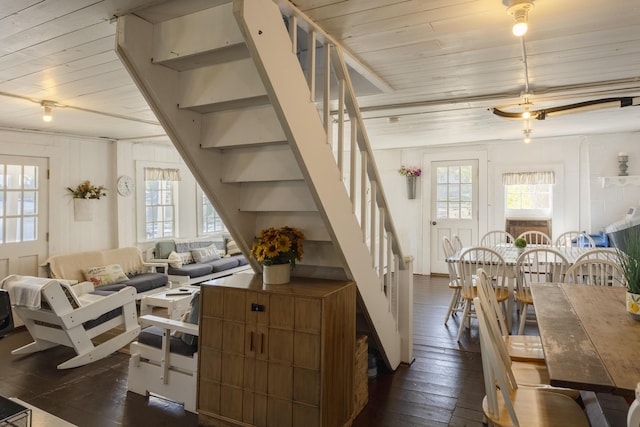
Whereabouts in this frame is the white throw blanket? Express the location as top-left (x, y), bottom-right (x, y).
top-left (0, 275), bottom-right (59, 310)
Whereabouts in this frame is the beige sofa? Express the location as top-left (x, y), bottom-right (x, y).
top-left (44, 247), bottom-right (171, 299)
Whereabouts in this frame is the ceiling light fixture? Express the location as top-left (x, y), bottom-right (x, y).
top-left (506, 0), bottom-right (534, 37)
top-left (523, 128), bottom-right (532, 144)
top-left (41, 100), bottom-right (55, 122)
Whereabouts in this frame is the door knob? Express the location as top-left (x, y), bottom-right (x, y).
top-left (431, 221), bottom-right (437, 225)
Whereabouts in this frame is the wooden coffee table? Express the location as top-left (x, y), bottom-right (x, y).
top-left (140, 286), bottom-right (199, 320)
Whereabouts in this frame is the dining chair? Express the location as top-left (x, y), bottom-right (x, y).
top-left (555, 231), bottom-right (596, 249)
top-left (480, 230), bottom-right (515, 247)
top-left (517, 230), bottom-right (552, 246)
top-left (456, 247), bottom-right (508, 342)
top-left (476, 268), bottom-right (544, 362)
top-left (442, 236), bottom-right (464, 324)
top-left (452, 234), bottom-right (463, 252)
top-left (474, 277), bottom-right (581, 400)
top-left (574, 247), bottom-right (620, 263)
top-left (515, 248), bottom-right (569, 334)
top-left (564, 258), bottom-right (627, 287)
top-left (476, 296), bottom-right (590, 427)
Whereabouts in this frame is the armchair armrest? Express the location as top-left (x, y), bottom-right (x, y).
top-left (71, 281), bottom-right (96, 296)
top-left (139, 314), bottom-right (199, 336)
top-left (142, 261), bottom-right (168, 275)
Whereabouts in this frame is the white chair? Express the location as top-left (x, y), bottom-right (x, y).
top-left (517, 230), bottom-right (552, 246)
top-left (555, 231), bottom-right (595, 248)
top-left (476, 295), bottom-right (590, 427)
top-left (515, 248), bottom-right (569, 334)
top-left (2, 275), bottom-right (139, 369)
top-left (574, 247), bottom-right (620, 263)
top-left (476, 268), bottom-right (544, 362)
top-left (480, 230), bottom-right (515, 247)
top-left (128, 291), bottom-right (200, 413)
top-left (565, 259), bottom-right (627, 287)
top-left (456, 247), bottom-right (508, 342)
top-left (452, 234), bottom-right (464, 252)
top-left (443, 236), bottom-right (464, 324)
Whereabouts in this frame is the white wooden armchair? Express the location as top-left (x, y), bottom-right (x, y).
top-left (2, 275), bottom-right (140, 369)
top-left (127, 291), bottom-right (200, 413)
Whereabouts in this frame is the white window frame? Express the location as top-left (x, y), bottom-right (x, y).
top-left (504, 183), bottom-right (553, 218)
top-left (196, 187), bottom-right (226, 236)
top-left (136, 162), bottom-right (182, 242)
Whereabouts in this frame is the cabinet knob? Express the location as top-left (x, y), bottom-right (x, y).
top-left (251, 303), bottom-right (265, 312)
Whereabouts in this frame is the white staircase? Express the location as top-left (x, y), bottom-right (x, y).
top-left (116, 0), bottom-right (413, 369)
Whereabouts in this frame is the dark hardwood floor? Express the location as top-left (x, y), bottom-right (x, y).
top-left (0, 275), bottom-right (629, 426)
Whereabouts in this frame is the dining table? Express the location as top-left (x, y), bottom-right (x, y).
top-left (530, 282), bottom-right (640, 398)
top-left (445, 245), bottom-right (593, 331)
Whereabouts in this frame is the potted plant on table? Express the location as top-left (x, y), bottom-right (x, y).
top-left (250, 226), bottom-right (305, 285)
top-left (617, 228), bottom-right (640, 320)
top-left (514, 237), bottom-right (527, 254)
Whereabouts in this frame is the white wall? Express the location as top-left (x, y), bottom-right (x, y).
top-left (0, 129), bottom-right (117, 255)
top-left (586, 132), bottom-right (640, 232)
top-left (374, 131), bottom-right (639, 275)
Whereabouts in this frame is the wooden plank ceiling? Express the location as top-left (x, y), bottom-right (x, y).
top-left (0, 0), bottom-right (638, 149)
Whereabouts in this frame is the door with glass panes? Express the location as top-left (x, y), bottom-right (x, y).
top-left (0, 156), bottom-right (49, 278)
top-left (430, 160), bottom-right (478, 274)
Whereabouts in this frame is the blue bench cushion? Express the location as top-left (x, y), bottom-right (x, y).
top-left (138, 325), bottom-right (197, 357)
top-left (210, 257), bottom-right (240, 273)
top-left (96, 273), bottom-right (168, 294)
top-left (83, 290), bottom-right (123, 329)
top-left (168, 263), bottom-right (213, 277)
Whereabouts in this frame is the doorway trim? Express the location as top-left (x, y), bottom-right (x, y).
top-left (421, 150), bottom-right (488, 274)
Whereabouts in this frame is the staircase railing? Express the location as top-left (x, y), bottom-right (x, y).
top-left (276, 1), bottom-right (412, 339)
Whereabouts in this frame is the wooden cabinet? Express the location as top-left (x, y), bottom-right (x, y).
top-left (198, 274), bottom-right (356, 427)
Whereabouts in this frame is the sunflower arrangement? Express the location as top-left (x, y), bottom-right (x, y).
top-left (250, 226), bottom-right (305, 267)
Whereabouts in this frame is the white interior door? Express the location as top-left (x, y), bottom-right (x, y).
top-left (0, 155), bottom-right (49, 278)
top-left (430, 160), bottom-right (478, 274)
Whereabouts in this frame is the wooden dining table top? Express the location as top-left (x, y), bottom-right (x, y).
top-left (530, 283), bottom-right (640, 398)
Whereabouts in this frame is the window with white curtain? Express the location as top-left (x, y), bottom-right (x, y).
top-left (503, 171), bottom-right (554, 215)
top-left (144, 167), bottom-right (181, 240)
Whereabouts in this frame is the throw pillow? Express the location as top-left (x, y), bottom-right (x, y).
top-left (191, 244), bottom-right (221, 264)
top-left (168, 251), bottom-right (183, 268)
top-left (226, 238), bottom-right (242, 256)
top-left (181, 291), bottom-right (200, 346)
top-left (83, 264), bottom-right (129, 287)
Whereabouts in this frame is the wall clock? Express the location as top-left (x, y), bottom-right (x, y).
top-left (117, 175), bottom-right (134, 197)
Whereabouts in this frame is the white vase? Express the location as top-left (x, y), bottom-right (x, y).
top-left (263, 263), bottom-right (291, 285)
top-left (73, 198), bottom-right (95, 221)
top-left (406, 175), bottom-right (417, 199)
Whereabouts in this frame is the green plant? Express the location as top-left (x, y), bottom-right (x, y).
top-left (617, 228), bottom-right (640, 294)
top-left (67, 180), bottom-right (107, 199)
top-left (514, 237), bottom-right (527, 249)
top-left (250, 226), bottom-right (305, 267)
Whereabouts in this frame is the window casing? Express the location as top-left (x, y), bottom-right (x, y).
top-left (145, 179), bottom-right (175, 239)
top-left (201, 192), bottom-right (225, 234)
top-left (505, 183), bottom-right (553, 217)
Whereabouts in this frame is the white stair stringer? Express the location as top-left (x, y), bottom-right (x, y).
top-left (116, 0), bottom-right (411, 370)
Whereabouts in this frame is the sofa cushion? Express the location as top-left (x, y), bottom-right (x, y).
top-left (226, 238), bottom-right (242, 256)
top-left (175, 239), bottom-right (213, 254)
top-left (155, 240), bottom-right (176, 259)
top-left (181, 291), bottom-right (200, 346)
top-left (167, 262), bottom-right (214, 277)
top-left (123, 273), bottom-right (168, 294)
top-left (191, 244), bottom-right (220, 264)
top-left (138, 325), bottom-right (197, 357)
top-left (234, 254), bottom-right (249, 266)
top-left (210, 257), bottom-right (241, 273)
top-left (168, 251), bottom-right (194, 268)
top-left (83, 264), bottom-right (129, 287)
top-left (82, 290), bottom-right (123, 329)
